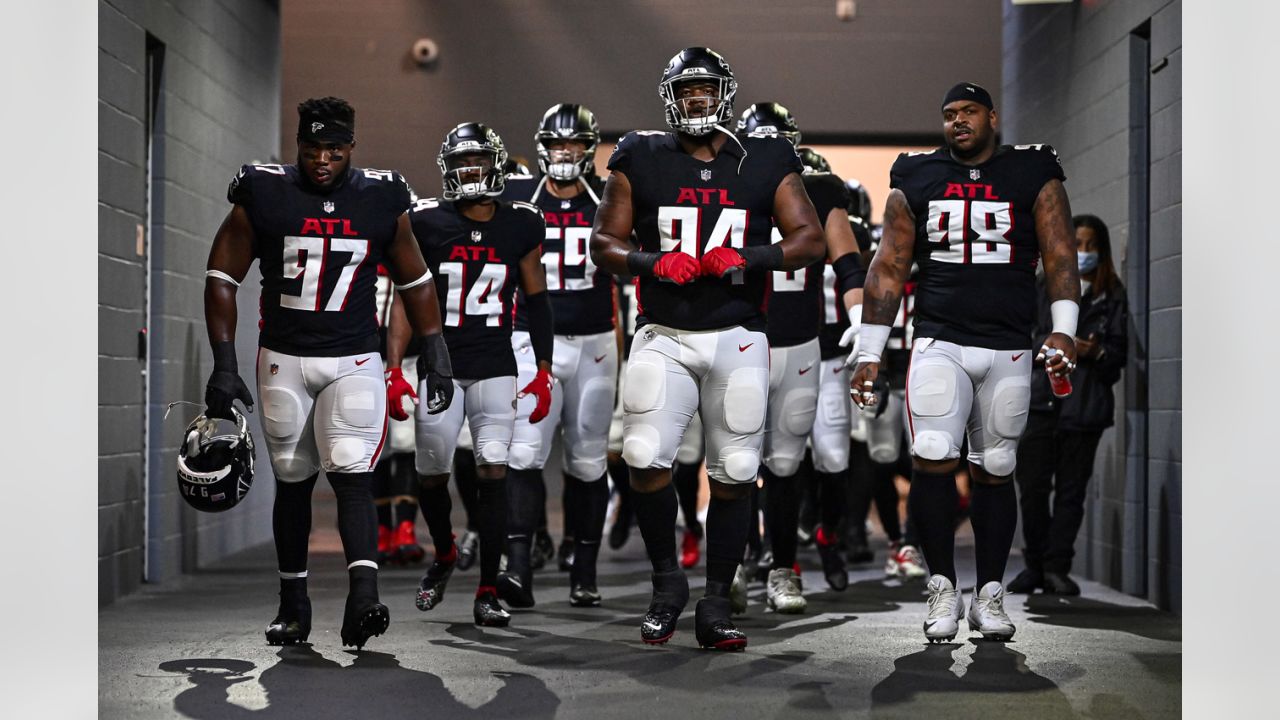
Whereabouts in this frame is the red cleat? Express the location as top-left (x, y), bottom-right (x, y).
top-left (394, 520), bottom-right (425, 565)
top-left (377, 524), bottom-right (393, 565)
top-left (680, 530), bottom-right (701, 569)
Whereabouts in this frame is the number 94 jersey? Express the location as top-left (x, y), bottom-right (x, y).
top-left (228, 164), bottom-right (415, 356)
top-left (892, 144), bottom-right (1066, 350)
top-left (409, 198), bottom-right (545, 380)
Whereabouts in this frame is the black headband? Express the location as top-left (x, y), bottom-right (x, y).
top-left (297, 113), bottom-right (354, 144)
top-left (941, 82), bottom-right (993, 111)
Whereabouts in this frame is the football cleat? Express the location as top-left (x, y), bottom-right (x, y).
top-left (924, 574), bottom-right (965, 643)
top-left (557, 538), bottom-right (575, 572)
top-left (815, 527), bottom-right (849, 591)
top-left (265, 592), bottom-right (311, 646)
top-left (694, 596), bottom-right (748, 651)
top-left (888, 543), bottom-right (928, 580)
top-left (641, 568), bottom-right (689, 645)
top-left (393, 520), bottom-right (425, 565)
top-left (569, 583), bottom-right (602, 608)
top-left (967, 581), bottom-right (1016, 641)
top-left (1006, 566), bottom-right (1044, 594)
top-left (340, 597), bottom-right (389, 651)
top-left (474, 588), bottom-right (512, 627)
top-left (531, 530), bottom-right (556, 570)
top-left (729, 563), bottom-right (750, 615)
top-left (680, 530), bottom-right (701, 569)
top-left (608, 515), bottom-right (632, 550)
top-left (845, 535), bottom-right (874, 565)
top-left (765, 567), bottom-right (807, 614)
top-left (455, 530), bottom-right (480, 571)
top-left (1042, 571), bottom-right (1081, 596)
top-left (415, 554), bottom-right (456, 611)
top-left (376, 524), bottom-right (393, 566)
top-left (496, 570), bottom-right (536, 608)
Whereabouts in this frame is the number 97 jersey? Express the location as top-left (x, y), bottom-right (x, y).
top-left (892, 144), bottom-right (1066, 350)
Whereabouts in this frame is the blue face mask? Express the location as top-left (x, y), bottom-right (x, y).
top-left (1078, 251), bottom-right (1099, 273)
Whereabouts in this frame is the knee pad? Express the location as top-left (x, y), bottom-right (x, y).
top-left (475, 437), bottom-right (510, 466)
top-left (812, 433), bottom-right (849, 474)
top-left (981, 447), bottom-right (1018, 477)
top-left (260, 386), bottom-right (304, 440)
top-left (623, 360), bottom-right (665, 414)
top-left (908, 362), bottom-right (958, 418)
top-left (764, 453), bottom-right (802, 478)
top-left (912, 430), bottom-right (957, 462)
top-left (989, 377), bottom-right (1031, 440)
top-left (327, 437), bottom-right (370, 471)
top-left (621, 423), bottom-right (661, 469)
top-left (414, 431), bottom-right (452, 476)
top-left (272, 453), bottom-right (320, 484)
top-left (724, 368), bottom-right (768, 434)
top-left (506, 441), bottom-right (538, 470)
top-left (718, 447), bottom-right (760, 483)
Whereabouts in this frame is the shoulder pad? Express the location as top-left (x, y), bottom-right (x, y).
top-left (511, 200), bottom-right (544, 217)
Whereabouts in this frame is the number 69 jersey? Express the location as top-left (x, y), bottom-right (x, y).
top-left (607, 130), bottom-right (803, 333)
top-left (409, 198), bottom-right (545, 380)
top-left (228, 164), bottom-right (416, 356)
top-left (892, 144), bottom-right (1065, 350)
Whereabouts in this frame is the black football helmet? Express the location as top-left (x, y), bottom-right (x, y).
top-left (659, 47), bottom-right (737, 136)
top-left (437, 122), bottom-right (509, 200)
top-left (535, 104), bottom-right (600, 182)
top-left (176, 407), bottom-right (256, 513)
top-left (736, 102), bottom-right (801, 146)
top-left (797, 147), bottom-right (830, 175)
top-left (845, 178), bottom-right (873, 222)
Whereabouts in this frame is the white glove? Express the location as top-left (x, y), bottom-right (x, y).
top-left (838, 304), bottom-right (862, 369)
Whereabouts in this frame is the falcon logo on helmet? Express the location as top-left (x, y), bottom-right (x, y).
top-left (437, 122), bottom-right (509, 201)
top-left (176, 407), bottom-right (256, 513)
top-left (659, 47), bottom-right (738, 137)
top-left (534, 104), bottom-right (600, 182)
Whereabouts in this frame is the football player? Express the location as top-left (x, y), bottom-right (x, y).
top-left (500, 104), bottom-right (616, 607)
top-left (734, 105), bottom-right (866, 613)
top-left (590, 48), bottom-right (825, 650)
top-left (387, 122), bottom-right (554, 628)
top-left (203, 97), bottom-right (453, 651)
top-left (851, 82), bottom-right (1079, 642)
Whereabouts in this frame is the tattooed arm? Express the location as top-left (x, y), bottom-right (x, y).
top-left (850, 188), bottom-right (916, 408)
top-left (1034, 178), bottom-right (1080, 373)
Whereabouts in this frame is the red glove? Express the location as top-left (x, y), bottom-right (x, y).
top-left (653, 252), bottom-right (701, 285)
top-left (700, 246), bottom-right (747, 278)
top-left (386, 367), bottom-right (418, 421)
top-left (518, 368), bottom-right (554, 424)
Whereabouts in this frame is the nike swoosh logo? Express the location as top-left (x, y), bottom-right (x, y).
top-left (798, 366), bottom-right (812, 375)
top-left (1012, 352), bottom-right (1025, 362)
top-left (594, 355), bottom-right (607, 363)
top-left (642, 621), bottom-right (663, 632)
top-left (355, 357), bottom-right (371, 366)
top-left (738, 343), bottom-right (753, 352)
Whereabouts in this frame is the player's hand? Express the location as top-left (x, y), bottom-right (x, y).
top-left (849, 361), bottom-right (881, 410)
top-left (700, 246), bottom-right (747, 278)
top-left (385, 367), bottom-right (418, 421)
top-left (518, 368), bottom-right (555, 424)
top-left (1036, 332), bottom-right (1077, 377)
top-left (205, 370), bottom-right (254, 419)
top-left (418, 334), bottom-right (455, 414)
top-left (653, 252), bottom-right (701, 285)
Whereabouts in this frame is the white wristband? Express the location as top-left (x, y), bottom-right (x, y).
top-left (395, 269), bottom-right (433, 291)
top-left (854, 324), bottom-right (891, 363)
top-left (205, 269), bottom-right (240, 287)
top-left (1050, 300), bottom-right (1079, 337)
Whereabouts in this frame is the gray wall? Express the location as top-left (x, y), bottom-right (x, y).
top-left (1002, 0), bottom-right (1181, 611)
top-left (280, 0), bottom-right (1001, 196)
top-left (98, 0), bottom-right (282, 606)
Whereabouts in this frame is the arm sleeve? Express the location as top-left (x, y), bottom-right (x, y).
top-left (524, 290), bottom-right (555, 366)
top-left (832, 252), bottom-right (866, 294)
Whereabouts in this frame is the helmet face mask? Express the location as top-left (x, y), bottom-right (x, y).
top-left (535, 104), bottom-right (600, 182)
top-left (659, 48), bottom-right (737, 137)
top-left (437, 123), bottom-right (509, 200)
top-left (176, 407), bottom-right (256, 513)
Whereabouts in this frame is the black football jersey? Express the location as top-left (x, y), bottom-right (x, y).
top-left (409, 198), bottom-right (544, 379)
top-left (818, 217), bottom-right (872, 360)
top-left (228, 164), bottom-right (415, 357)
top-left (502, 175), bottom-right (615, 336)
top-left (891, 144), bottom-right (1066, 349)
top-left (607, 131), bottom-right (803, 332)
top-left (767, 172), bottom-right (851, 348)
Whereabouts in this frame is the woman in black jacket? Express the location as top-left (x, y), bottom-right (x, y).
top-left (1009, 214), bottom-right (1129, 595)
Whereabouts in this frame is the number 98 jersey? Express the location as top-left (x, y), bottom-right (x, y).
top-left (409, 198), bottom-right (545, 380)
top-left (891, 144), bottom-right (1065, 350)
top-left (228, 164), bottom-right (416, 356)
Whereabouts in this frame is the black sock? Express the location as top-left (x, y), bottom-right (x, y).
top-left (453, 449), bottom-right (479, 532)
top-left (505, 468), bottom-right (542, 579)
top-left (273, 474), bottom-right (318, 575)
top-left (673, 461), bottom-right (703, 538)
top-left (571, 474), bottom-right (609, 586)
top-left (747, 482), bottom-right (762, 555)
top-left (417, 478), bottom-right (455, 557)
top-left (562, 472), bottom-right (579, 541)
top-left (390, 452), bottom-right (418, 526)
top-left (705, 488), bottom-right (753, 590)
top-left (631, 479), bottom-right (679, 572)
top-left (763, 468), bottom-right (801, 568)
top-left (872, 462), bottom-right (903, 542)
top-left (608, 457), bottom-right (633, 527)
top-left (970, 479), bottom-right (1018, 587)
top-left (908, 468), bottom-right (959, 585)
top-left (476, 474), bottom-right (508, 587)
top-left (372, 460), bottom-right (392, 529)
top-left (329, 472), bottom-right (379, 602)
top-left (816, 470), bottom-right (848, 543)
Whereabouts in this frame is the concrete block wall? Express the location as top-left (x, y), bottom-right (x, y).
top-left (98, 0), bottom-right (281, 606)
top-left (1002, 0), bottom-right (1180, 611)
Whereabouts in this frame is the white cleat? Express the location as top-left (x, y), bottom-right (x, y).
top-left (968, 581), bottom-right (1016, 641)
top-left (765, 568), bottom-right (807, 614)
top-left (891, 544), bottom-right (928, 580)
top-left (729, 563), bottom-right (751, 615)
top-left (923, 574), bottom-right (965, 643)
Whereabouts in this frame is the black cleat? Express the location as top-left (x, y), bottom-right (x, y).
top-left (531, 530), bottom-right (556, 570)
top-left (557, 539), bottom-right (575, 572)
top-left (1042, 571), bottom-right (1081, 596)
top-left (340, 598), bottom-right (389, 651)
top-left (265, 594), bottom-right (311, 646)
top-left (845, 538), bottom-right (874, 565)
top-left (817, 537), bottom-right (849, 592)
top-left (695, 596), bottom-right (748, 652)
top-left (569, 583), bottom-right (602, 608)
top-left (496, 571), bottom-right (536, 608)
top-left (455, 530), bottom-right (479, 571)
top-left (608, 516), bottom-right (632, 550)
top-left (416, 557), bottom-right (456, 611)
top-left (474, 589), bottom-right (512, 627)
top-left (641, 568), bottom-right (689, 645)
top-left (1007, 566), bottom-right (1044, 594)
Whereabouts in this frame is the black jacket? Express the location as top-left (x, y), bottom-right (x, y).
top-left (1029, 275), bottom-right (1129, 431)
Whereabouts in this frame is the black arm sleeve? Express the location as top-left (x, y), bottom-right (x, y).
top-left (524, 290), bottom-right (555, 366)
top-left (739, 243), bottom-right (785, 271)
top-left (625, 251), bottom-right (660, 278)
top-left (417, 333), bottom-right (453, 380)
top-left (832, 252), bottom-right (866, 294)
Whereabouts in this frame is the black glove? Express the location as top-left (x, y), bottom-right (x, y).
top-left (416, 333), bottom-right (454, 415)
top-left (869, 375), bottom-right (891, 419)
top-left (204, 341), bottom-right (254, 419)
